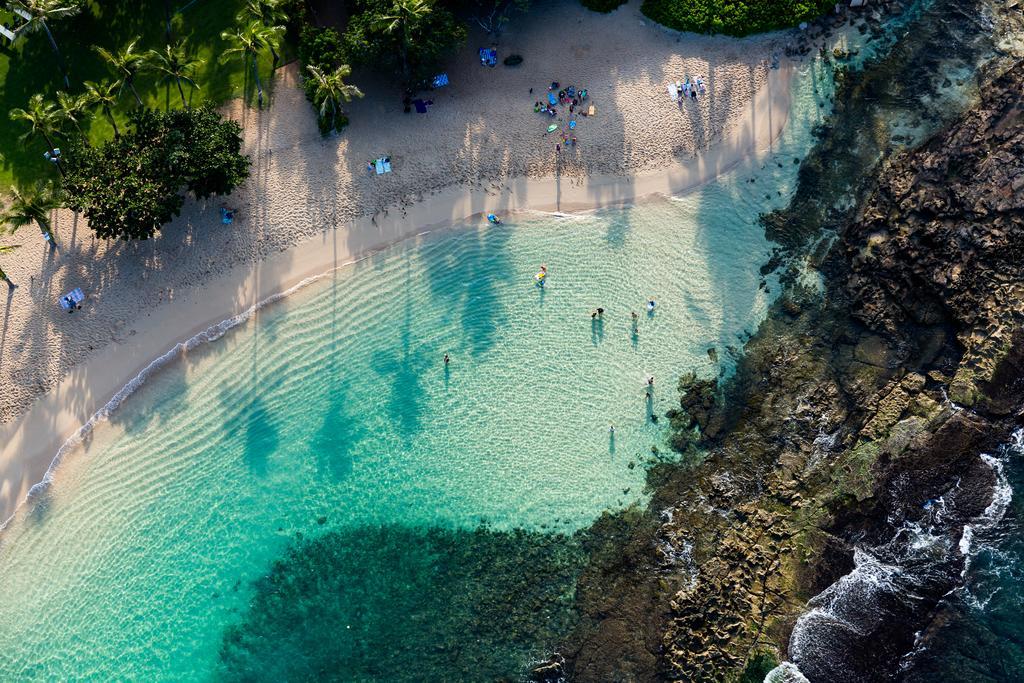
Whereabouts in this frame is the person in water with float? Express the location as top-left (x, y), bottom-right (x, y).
top-left (535, 264), bottom-right (548, 286)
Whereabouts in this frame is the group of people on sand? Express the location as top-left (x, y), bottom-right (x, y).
top-left (534, 81), bottom-right (589, 153)
top-left (674, 76), bottom-right (707, 103)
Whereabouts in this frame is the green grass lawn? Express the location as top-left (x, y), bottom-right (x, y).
top-left (0, 0), bottom-right (279, 191)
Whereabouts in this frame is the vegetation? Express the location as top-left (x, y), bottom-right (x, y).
top-left (0, 0), bottom-right (274, 190)
top-left (342, 0), bottom-right (467, 88)
top-left (305, 64), bottom-right (363, 135)
top-left (0, 182), bottom-right (61, 244)
top-left (147, 40), bottom-right (204, 109)
top-left (14, 0), bottom-right (86, 87)
top-left (63, 107), bottom-right (250, 240)
top-left (639, 0), bottom-right (834, 36)
top-left (220, 22), bottom-right (284, 108)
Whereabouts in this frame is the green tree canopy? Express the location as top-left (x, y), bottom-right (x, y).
top-left (342, 0), bottom-right (466, 87)
top-left (63, 107), bottom-right (250, 240)
top-left (640, 0), bottom-right (833, 36)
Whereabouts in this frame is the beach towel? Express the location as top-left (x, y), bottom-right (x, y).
top-left (587, 105), bottom-right (596, 116)
top-left (432, 73), bottom-right (449, 87)
top-left (569, 120), bottom-right (576, 130)
top-left (414, 99), bottom-right (427, 113)
top-left (548, 92), bottom-right (557, 106)
top-left (546, 124), bottom-right (558, 133)
top-left (383, 159), bottom-right (392, 173)
top-left (567, 86), bottom-right (576, 97)
top-left (667, 83), bottom-right (678, 101)
top-left (59, 288), bottom-right (84, 311)
top-left (375, 159), bottom-right (385, 175)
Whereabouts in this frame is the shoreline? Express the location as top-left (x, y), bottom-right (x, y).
top-left (0, 56), bottom-right (791, 527)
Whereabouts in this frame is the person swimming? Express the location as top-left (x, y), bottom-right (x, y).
top-left (487, 213), bottom-right (501, 224)
top-left (647, 299), bottom-right (656, 313)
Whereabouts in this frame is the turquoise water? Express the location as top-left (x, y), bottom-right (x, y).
top-left (0, 56), bottom-right (835, 680)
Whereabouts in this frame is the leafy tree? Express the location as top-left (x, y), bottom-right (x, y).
top-left (220, 21), bottom-right (284, 108)
top-left (93, 37), bottom-right (147, 108)
top-left (305, 64), bottom-right (363, 134)
top-left (14, 0), bottom-right (84, 88)
top-left (9, 94), bottom-right (66, 177)
top-left (63, 107), bottom-right (250, 240)
top-left (0, 182), bottom-right (61, 245)
top-left (640, 0), bottom-right (834, 36)
top-left (84, 79), bottom-right (122, 137)
top-left (343, 0), bottom-right (466, 87)
top-left (452, 0), bottom-right (528, 34)
top-left (55, 90), bottom-right (91, 139)
top-left (148, 40), bottom-right (203, 109)
top-left (238, 0), bottom-right (289, 67)
top-left (0, 244), bottom-right (19, 286)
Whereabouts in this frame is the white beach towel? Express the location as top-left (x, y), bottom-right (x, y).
top-left (667, 83), bottom-right (678, 101)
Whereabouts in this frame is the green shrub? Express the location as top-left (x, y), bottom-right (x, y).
top-left (298, 24), bottom-right (346, 72)
top-left (581, 0), bottom-right (627, 13)
top-left (640, 0), bottom-right (834, 36)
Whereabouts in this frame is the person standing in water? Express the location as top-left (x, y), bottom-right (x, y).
top-left (444, 354), bottom-right (450, 365)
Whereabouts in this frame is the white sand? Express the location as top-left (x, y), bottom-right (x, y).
top-left (0, 0), bottom-right (791, 523)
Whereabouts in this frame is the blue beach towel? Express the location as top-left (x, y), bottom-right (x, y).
top-left (548, 92), bottom-right (557, 106)
top-left (432, 73), bottom-right (449, 87)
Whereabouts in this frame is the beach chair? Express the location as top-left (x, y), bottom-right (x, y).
top-left (0, 25), bottom-right (14, 45)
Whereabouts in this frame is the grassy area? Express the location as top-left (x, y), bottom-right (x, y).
top-left (639, 0), bottom-right (835, 37)
top-left (0, 0), bottom-right (278, 191)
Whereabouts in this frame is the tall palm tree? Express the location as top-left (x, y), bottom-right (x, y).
top-left (0, 182), bottom-right (62, 246)
top-left (220, 22), bottom-right (283, 108)
top-left (84, 79), bottom-right (121, 137)
top-left (237, 0), bottom-right (287, 67)
top-left (9, 94), bottom-right (66, 177)
top-left (377, 0), bottom-right (432, 85)
top-left (93, 37), bottom-right (146, 107)
top-left (55, 90), bottom-right (90, 138)
top-left (306, 64), bottom-right (363, 131)
top-left (148, 40), bottom-right (203, 109)
top-left (0, 244), bottom-right (19, 286)
top-left (15, 0), bottom-right (84, 88)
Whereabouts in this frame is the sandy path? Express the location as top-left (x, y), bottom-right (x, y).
top-left (0, 0), bottom-right (791, 522)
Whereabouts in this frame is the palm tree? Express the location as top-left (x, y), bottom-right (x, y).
top-left (306, 64), bottom-right (363, 131)
top-left (55, 90), bottom-right (90, 138)
top-left (377, 0), bottom-right (432, 85)
top-left (0, 244), bottom-right (19, 286)
top-left (148, 40), bottom-right (203, 109)
top-left (93, 37), bottom-right (147, 107)
top-left (0, 182), bottom-right (62, 246)
top-left (220, 22), bottom-right (283, 108)
top-left (237, 0), bottom-right (287, 67)
top-left (83, 80), bottom-right (122, 137)
top-left (15, 0), bottom-right (84, 88)
top-left (9, 94), bottom-right (66, 177)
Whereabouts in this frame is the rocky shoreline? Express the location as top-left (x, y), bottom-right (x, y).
top-left (533, 0), bottom-right (1024, 680)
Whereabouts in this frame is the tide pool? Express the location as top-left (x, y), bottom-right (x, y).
top-left (0, 54), bottom-right (835, 681)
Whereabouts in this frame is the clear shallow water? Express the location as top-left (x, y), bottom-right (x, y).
top-left (0, 57), bottom-right (835, 680)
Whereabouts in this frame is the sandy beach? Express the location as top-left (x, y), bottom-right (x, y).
top-left (0, 0), bottom-right (792, 523)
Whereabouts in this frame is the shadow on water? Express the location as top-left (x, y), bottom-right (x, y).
top-left (371, 257), bottom-right (429, 442)
top-left (216, 524), bottom-right (587, 682)
top-left (312, 380), bottom-right (364, 482)
top-left (423, 224), bottom-right (515, 357)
